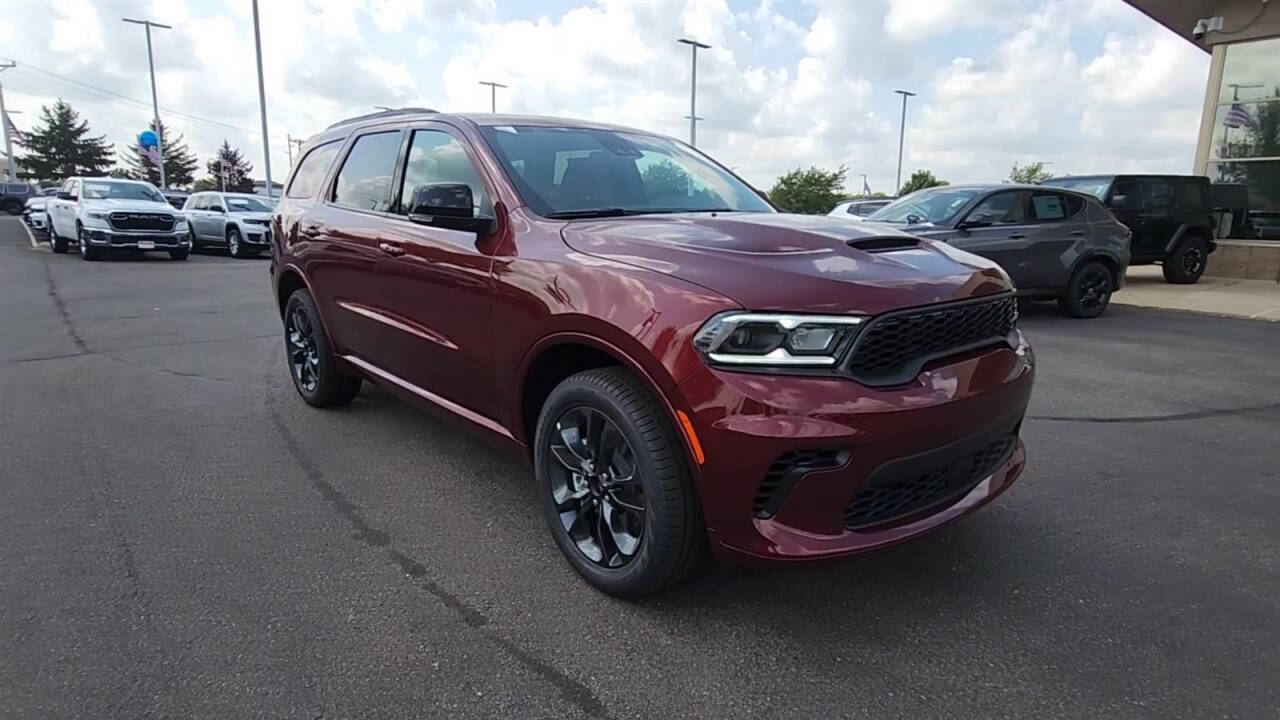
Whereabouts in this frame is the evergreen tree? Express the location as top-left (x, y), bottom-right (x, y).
top-left (204, 141), bottom-right (254, 193)
top-left (15, 99), bottom-right (114, 183)
top-left (122, 119), bottom-right (198, 188)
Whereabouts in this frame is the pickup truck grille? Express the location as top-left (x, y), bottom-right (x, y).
top-left (109, 212), bottom-right (175, 232)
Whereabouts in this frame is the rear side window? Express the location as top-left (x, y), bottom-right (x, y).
top-left (286, 140), bottom-right (341, 200)
top-left (1148, 181), bottom-right (1175, 211)
top-left (332, 131), bottom-right (402, 212)
top-left (1178, 181), bottom-right (1207, 210)
top-left (1063, 194), bottom-right (1085, 217)
top-left (1029, 192), bottom-right (1067, 221)
top-left (187, 195), bottom-right (204, 210)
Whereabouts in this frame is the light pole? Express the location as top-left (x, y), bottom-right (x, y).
top-left (122, 18), bottom-right (171, 189)
top-left (677, 38), bottom-right (710, 147)
top-left (251, 0), bottom-right (275, 197)
top-left (478, 81), bottom-right (507, 113)
top-left (0, 60), bottom-right (16, 182)
top-left (893, 89), bottom-right (916, 194)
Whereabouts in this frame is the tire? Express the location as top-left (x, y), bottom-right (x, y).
top-left (4, 200), bottom-right (21, 215)
top-left (1058, 260), bottom-right (1113, 318)
top-left (283, 288), bottom-right (362, 407)
top-left (227, 227), bottom-right (245, 258)
top-left (77, 225), bottom-right (102, 261)
top-left (169, 248), bottom-right (189, 261)
top-left (187, 228), bottom-right (200, 250)
top-left (1162, 236), bottom-right (1209, 284)
top-left (50, 225), bottom-right (69, 254)
top-left (534, 367), bottom-right (703, 598)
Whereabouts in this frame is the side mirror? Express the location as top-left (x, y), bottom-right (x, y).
top-left (1107, 194), bottom-right (1133, 210)
top-left (57, 191), bottom-right (75, 200)
top-left (959, 213), bottom-right (994, 229)
top-left (407, 183), bottom-right (495, 234)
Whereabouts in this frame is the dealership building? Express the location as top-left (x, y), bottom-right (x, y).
top-left (1127, 1), bottom-right (1280, 278)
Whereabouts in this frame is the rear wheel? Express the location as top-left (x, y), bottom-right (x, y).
top-left (283, 288), bottom-right (362, 407)
top-left (4, 199), bottom-right (21, 215)
top-left (534, 367), bottom-right (703, 597)
top-left (1058, 260), bottom-right (1112, 318)
top-left (1162, 236), bottom-right (1209, 284)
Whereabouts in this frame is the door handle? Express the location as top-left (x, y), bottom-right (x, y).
top-left (1070, 230), bottom-right (1086, 236)
top-left (1007, 233), bottom-right (1027, 239)
top-left (377, 242), bottom-right (405, 257)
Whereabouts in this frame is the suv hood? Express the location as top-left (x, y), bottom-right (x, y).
top-left (231, 211), bottom-right (273, 223)
top-left (80, 198), bottom-right (176, 214)
top-left (561, 212), bottom-right (1012, 314)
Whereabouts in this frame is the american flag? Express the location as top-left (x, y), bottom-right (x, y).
top-left (1224, 102), bottom-right (1258, 131)
top-left (3, 111), bottom-right (23, 144)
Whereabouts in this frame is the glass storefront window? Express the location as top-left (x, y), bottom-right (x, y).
top-left (1208, 38), bottom-right (1280, 230)
top-left (1207, 160), bottom-right (1280, 234)
top-left (1218, 37), bottom-right (1280, 104)
top-left (1209, 100), bottom-right (1280, 159)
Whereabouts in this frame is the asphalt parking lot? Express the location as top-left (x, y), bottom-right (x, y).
top-left (1, 215), bottom-right (1277, 719)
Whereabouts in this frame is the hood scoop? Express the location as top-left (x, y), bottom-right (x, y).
top-left (846, 236), bottom-right (919, 253)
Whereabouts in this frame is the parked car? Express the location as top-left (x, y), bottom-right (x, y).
top-left (269, 109), bottom-right (1035, 597)
top-left (162, 190), bottom-right (190, 210)
top-left (1250, 210), bottom-right (1280, 240)
top-left (828, 198), bottom-right (894, 220)
top-left (2, 182), bottom-right (34, 215)
top-left (46, 177), bottom-right (191, 260)
top-left (183, 191), bottom-right (274, 258)
top-left (864, 184), bottom-right (1131, 318)
top-left (1040, 174), bottom-right (1215, 284)
top-left (23, 196), bottom-right (49, 232)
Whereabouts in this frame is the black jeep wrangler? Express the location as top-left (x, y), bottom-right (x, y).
top-left (1042, 174), bottom-right (1215, 284)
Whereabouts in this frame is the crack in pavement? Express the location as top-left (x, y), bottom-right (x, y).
top-left (1029, 401), bottom-right (1280, 424)
top-left (262, 383), bottom-right (610, 719)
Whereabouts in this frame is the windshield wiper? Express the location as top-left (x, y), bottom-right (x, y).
top-left (544, 208), bottom-right (645, 219)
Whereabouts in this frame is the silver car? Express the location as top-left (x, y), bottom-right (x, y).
top-left (864, 184), bottom-right (1132, 318)
top-left (182, 192), bottom-right (274, 258)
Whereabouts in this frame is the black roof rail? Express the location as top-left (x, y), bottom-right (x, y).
top-left (325, 107), bottom-right (438, 131)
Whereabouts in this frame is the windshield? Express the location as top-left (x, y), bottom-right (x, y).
top-left (477, 125), bottom-right (773, 217)
top-left (226, 196), bottom-right (274, 213)
top-left (1039, 177), bottom-right (1113, 199)
top-left (82, 181), bottom-right (165, 203)
top-left (867, 187), bottom-right (983, 225)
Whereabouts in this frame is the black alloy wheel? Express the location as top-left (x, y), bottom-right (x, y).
top-left (282, 289), bottom-right (361, 407)
top-left (548, 406), bottom-right (647, 569)
top-left (286, 304), bottom-right (321, 393)
top-left (1059, 260), bottom-right (1112, 318)
top-left (1162, 236), bottom-right (1209, 284)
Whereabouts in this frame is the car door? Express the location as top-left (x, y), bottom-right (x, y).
top-left (947, 190), bottom-right (1034, 288)
top-left (53, 179), bottom-right (78, 237)
top-left (206, 194), bottom-right (228, 240)
top-left (186, 194), bottom-right (207, 238)
top-left (301, 127), bottom-right (406, 363)
top-left (371, 124), bottom-right (501, 419)
top-left (1018, 190), bottom-right (1085, 291)
top-left (1143, 180), bottom-right (1178, 254)
top-left (1105, 178), bottom-right (1151, 258)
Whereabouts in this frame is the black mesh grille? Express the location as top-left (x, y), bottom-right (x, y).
top-left (844, 295), bottom-right (1018, 386)
top-left (753, 449), bottom-right (847, 518)
top-left (844, 433), bottom-right (1016, 530)
top-left (109, 212), bottom-right (174, 232)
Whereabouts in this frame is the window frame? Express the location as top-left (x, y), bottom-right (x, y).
top-left (386, 121), bottom-right (500, 222)
top-left (1026, 191), bottom-right (1075, 223)
top-left (325, 128), bottom-right (405, 215)
top-left (959, 190), bottom-right (1030, 227)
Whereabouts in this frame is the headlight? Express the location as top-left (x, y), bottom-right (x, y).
top-left (86, 211), bottom-right (110, 220)
top-left (693, 312), bottom-right (865, 367)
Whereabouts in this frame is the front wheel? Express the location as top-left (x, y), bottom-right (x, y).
top-left (1058, 260), bottom-right (1113, 318)
top-left (50, 224), bottom-right (68, 253)
top-left (77, 225), bottom-right (102, 261)
top-left (227, 227), bottom-right (245, 258)
top-left (283, 288), bottom-right (362, 407)
top-left (169, 247), bottom-right (189, 261)
top-left (534, 367), bottom-right (704, 598)
top-left (1163, 236), bottom-right (1209, 284)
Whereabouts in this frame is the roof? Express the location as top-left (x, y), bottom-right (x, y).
top-left (308, 109), bottom-right (667, 146)
top-left (1121, 1), bottom-right (1215, 51)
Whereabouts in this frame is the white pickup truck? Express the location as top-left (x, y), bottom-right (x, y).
top-left (47, 177), bottom-right (191, 261)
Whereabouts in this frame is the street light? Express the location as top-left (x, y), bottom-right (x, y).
top-left (0, 61), bottom-right (16, 182)
top-left (122, 17), bottom-right (171, 189)
top-left (677, 38), bottom-right (710, 147)
top-left (251, 0), bottom-right (275, 197)
top-left (893, 89), bottom-right (916, 195)
top-left (478, 81), bottom-right (507, 113)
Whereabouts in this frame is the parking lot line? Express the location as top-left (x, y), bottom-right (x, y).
top-left (19, 220), bottom-right (39, 249)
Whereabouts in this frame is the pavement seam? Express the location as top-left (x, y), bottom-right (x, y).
top-left (262, 374), bottom-right (611, 720)
top-left (1029, 401), bottom-right (1280, 424)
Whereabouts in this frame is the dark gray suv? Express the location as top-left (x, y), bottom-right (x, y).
top-left (865, 184), bottom-right (1131, 318)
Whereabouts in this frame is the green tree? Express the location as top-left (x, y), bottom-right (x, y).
top-left (767, 165), bottom-right (847, 214)
top-left (107, 167), bottom-right (133, 179)
top-left (15, 99), bottom-right (114, 183)
top-left (641, 160), bottom-right (692, 198)
top-left (898, 169), bottom-right (948, 196)
top-left (204, 140), bottom-right (254, 193)
top-left (122, 119), bottom-right (199, 188)
top-left (1007, 161), bottom-right (1052, 184)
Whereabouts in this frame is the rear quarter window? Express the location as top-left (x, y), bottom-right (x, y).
top-left (286, 141), bottom-right (342, 200)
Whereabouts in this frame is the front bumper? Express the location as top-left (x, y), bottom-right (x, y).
top-left (678, 331), bottom-right (1035, 564)
top-left (83, 227), bottom-right (190, 250)
top-left (25, 213), bottom-right (46, 230)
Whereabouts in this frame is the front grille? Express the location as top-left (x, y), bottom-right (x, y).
top-left (109, 212), bottom-right (174, 232)
top-left (844, 295), bottom-right (1017, 386)
top-left (753, 449), bottom-right (848, 518)
top-left (844, 433), bottom-right (1016, 530)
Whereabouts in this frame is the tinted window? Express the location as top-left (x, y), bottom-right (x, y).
top-left (396, 130), bottom-right (491, 215)
top-left (1029, 192), bottom-right (1067, 221)
top-left (1110, 179), bottom-right (1144, 209)
top-left (1149, 181), bottom-right (1175, 211)
top-left (1063, 194), bottom-right (1085, 217)
top-left (286, 140), bottom-right (341, 200)
top-left (869, 187), bottom-right (984, 224)
top-left (1178, 181), bottom-right (1206, 210)
top-left (332, 131), bottom-right (401, 212)
top-left (968, 191), bottom-right (1026, 224)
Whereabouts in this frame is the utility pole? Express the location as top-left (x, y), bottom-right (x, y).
top-left (0, 61), bottom-right (15, 182)
top-left (287, 135), bottom-right (304, 167)
top-left (251, 0), bottom-right (274, 197)
top-left (893, 89), bottom-right (916, 195)
top-left (677, 38), bottom-right (710, 147)
top-left (123, 18), bottom-right (171, 189)
top-left (478, 81), bottom-right (506, 113)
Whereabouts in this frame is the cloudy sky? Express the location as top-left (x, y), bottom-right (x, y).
top-left (0, 0), bottom-right (1209, 193)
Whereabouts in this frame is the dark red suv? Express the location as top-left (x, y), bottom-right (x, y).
top-left (270, 109), bottom-right (1035, 596)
